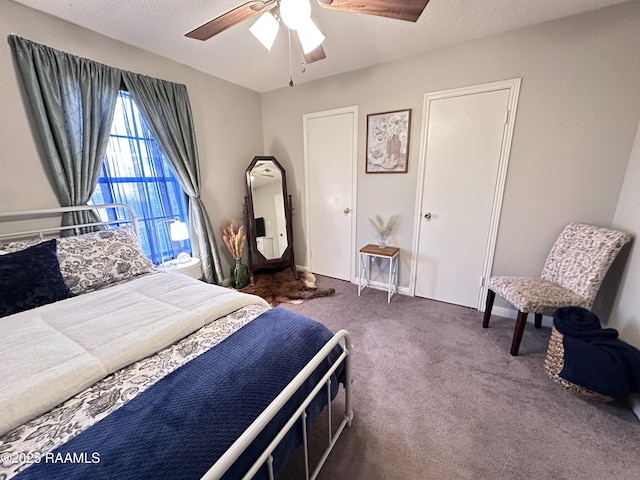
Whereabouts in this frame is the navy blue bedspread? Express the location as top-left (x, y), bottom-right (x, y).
top-left (15, 307), bottom-right (344, 480)
top-left (554, 306), bottom-right (640, 399)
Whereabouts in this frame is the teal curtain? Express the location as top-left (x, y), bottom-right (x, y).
top-left (8, 35), bottom-right (120, 230)
top-left (122, 72), bottom-right (223, 284)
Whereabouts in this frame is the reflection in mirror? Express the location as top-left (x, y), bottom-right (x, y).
top-left (249, 161), bottom-right (286, 259)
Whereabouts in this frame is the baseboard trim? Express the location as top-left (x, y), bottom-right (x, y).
top-left (349, 278), bottom-right (411, 296)
top-left (349, 282), bottom-right (556, 324)
top-left (491, 305), bottom-right (515, 318)
top-left (344, 282), bottom-right (554, 324)
top-left (629, 394), bottom-right (640, 422)
top-left (489, 305), bottom-right (554, 328)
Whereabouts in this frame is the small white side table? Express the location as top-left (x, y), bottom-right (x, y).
top-left (358, 244), bottom-right (400, 303)
top-left (160, 256), bottom-right (202, 280)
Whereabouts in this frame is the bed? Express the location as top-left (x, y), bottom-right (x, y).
top-left (0, 204), bottom-right (353, 480)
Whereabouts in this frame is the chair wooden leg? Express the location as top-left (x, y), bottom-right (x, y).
top-left (482, 289), bottom-right (495, 328)
top-left (534, 313), bottom-right (542, 329)
top-left (510, 311), bottom-right (528, 356)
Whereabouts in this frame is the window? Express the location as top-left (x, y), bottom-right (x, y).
top-left (91, 91), bottom-right (191, 264)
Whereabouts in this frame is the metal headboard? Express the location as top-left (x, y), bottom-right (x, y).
top-left (0, 204), bottom-right (139, 241)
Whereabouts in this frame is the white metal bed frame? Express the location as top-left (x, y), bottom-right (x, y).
top-left (0, 203), bottom-right (139, 240)
top-left (203, 330), bottom-right (353, 480)
top-left (0, 203), bottom-right (354, 480)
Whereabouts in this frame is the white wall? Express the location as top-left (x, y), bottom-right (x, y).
top-left (611, 118), bottom-right (640, 416)
top-left (611, 119), bottom-right (640, 347)
top-left (0, 1), bottom-right (264, 272)
top-left (260, 2), bottom-right (640, 328)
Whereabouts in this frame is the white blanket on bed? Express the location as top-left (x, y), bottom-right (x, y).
top-left (0, 273), bottom-right (269, 436)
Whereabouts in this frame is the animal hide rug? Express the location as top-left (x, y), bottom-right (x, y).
top-left (240, 269), bottom-right (335, 307)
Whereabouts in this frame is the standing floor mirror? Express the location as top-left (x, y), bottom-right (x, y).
top-left (244, 156), bottom-right (298, 285)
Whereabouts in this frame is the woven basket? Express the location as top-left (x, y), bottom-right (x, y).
top-left (544, 327), bottom-right (615, 403)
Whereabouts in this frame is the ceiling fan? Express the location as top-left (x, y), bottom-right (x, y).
top-left (252, 162), bottom-right (277, 177)
top-left (186, 0), bottom-right (430, 66)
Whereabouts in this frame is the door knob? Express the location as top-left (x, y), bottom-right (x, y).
top-left (424, 212), bottom-right (432, 220)
top-left (343, 208), bottom-right (351, 215)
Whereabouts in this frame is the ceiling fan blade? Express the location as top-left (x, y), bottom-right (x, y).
top-left (304, 44), bottom-right (327, 64)
top-left (186, 1), bottom-right (275, 41)
top-left (316, 0), bottom-right (430, 22)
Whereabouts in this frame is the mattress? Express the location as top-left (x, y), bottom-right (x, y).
top-left (0, 272), bottom-right (269, 437)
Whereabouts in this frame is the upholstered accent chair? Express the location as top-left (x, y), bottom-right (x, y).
top-left (482, 222), bottom-right (633, 356)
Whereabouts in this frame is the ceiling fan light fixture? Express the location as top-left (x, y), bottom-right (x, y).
top-left (249, 11), bottom-right (280, 51)
top-left (280, 0), bottom-right (312, 30)
top-left (296, 17), bottom-right (325, 54)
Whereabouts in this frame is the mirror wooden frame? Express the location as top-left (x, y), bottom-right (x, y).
top-left (243, 156), bottom-right (298, 285)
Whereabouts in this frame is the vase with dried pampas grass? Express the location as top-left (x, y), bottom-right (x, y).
top-left (368, 214), bottom-right (399, 248)
top-left (222, 219), bottom-right (249, 289)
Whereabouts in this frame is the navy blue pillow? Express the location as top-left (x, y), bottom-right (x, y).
top-left (0, 239), bottom-right (74, 318)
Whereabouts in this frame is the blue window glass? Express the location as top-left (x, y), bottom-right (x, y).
top-left (91, 91), bottom-right (191, 264)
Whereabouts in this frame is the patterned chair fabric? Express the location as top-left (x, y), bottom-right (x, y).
top-left (483, 222), bottom-right (633, 356)
top-left (487, 276), bottom-right (590, 316)
top-left (540, 223), bottom-right (632, 306)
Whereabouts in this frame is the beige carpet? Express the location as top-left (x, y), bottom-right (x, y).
top-left (279, 275), bottom-right (640, 480)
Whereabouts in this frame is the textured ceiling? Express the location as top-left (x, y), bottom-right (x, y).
top-left (12, 0), bottom-right (630, 92)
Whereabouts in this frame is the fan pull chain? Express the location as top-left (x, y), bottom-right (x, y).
top-left (288, 29), bottom-right (294, 87)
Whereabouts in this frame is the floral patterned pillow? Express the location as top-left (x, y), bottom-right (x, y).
top-left (0, 238), bottom-right (43, 255)
top-left (56, 226), bottom-right (154, 295)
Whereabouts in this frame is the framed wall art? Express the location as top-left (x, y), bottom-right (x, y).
top-left (366, 109), bottom-right (411, 173)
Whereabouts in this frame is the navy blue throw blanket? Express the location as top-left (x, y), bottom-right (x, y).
top-left (554, 306), bottom-right (640, 399)
top-left (15, 308), bottom-right (344, 480)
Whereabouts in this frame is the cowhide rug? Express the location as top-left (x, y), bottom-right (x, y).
top-left (240, 269), bottom-right (335, 307)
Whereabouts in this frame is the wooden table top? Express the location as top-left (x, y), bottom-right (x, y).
top-left (359, 244), bottom-right (400, 257)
